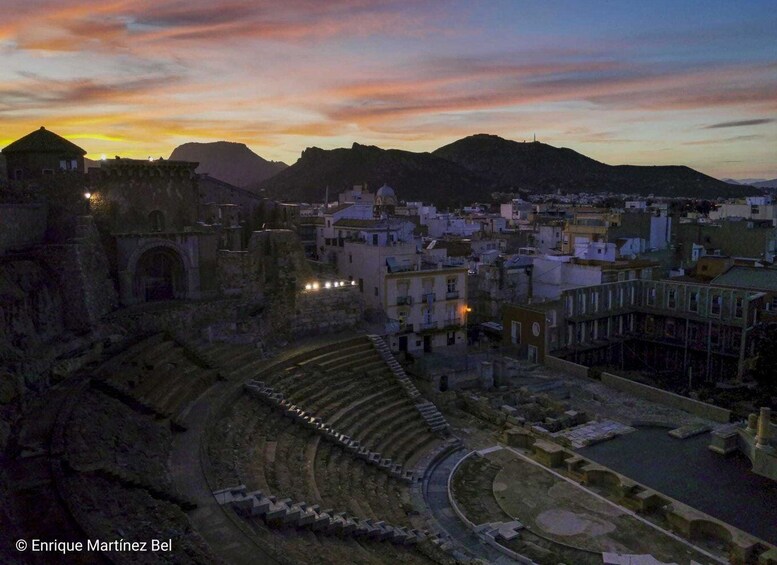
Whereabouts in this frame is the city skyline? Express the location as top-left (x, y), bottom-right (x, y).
top-left (1, 0), bottom-right (775, 179)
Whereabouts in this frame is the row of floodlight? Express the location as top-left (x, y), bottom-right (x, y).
top-left (304, 280), bottom-right (357, 291)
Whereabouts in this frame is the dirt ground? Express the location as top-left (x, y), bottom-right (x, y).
top-left (484, 448), bottom-right (720, 565)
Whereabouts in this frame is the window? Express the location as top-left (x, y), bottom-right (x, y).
top-left (647, 287), bottom-right (656, 306)
top-left (372, 234), bottom-right (378, 245)
top-left (689, 291), bottom-right (699, 312)
top-left (710, 324), bottom-right (720, 345)
top-left (374, 286), bottom-right (378, 297)
top-left (511, 321), bottom-right (521, 345)
top-left (645, 315), bottom-right (655, 334)
top-left (358, 278), bottom-right (364, 292)
top-left (349, 253), bottom-right (352, 264)
top-left (734, 296), bottom-right (743, 318)
top-left (149, 210), bottom-right (165, 232)
top-left (667, 288), bottom-right (676, 309)
top-left (711, 295), bottom-right (722, 316)
top-left (606, 289), bottom-right (613, 309)
top-left (447, 277), bottom-right (457, 293)
top-left (578, 293), bottom-right (586, 314)
top-left (566, 295), bottom-right (574, 316)
top-left (591, 292), bottom-right (598, 312)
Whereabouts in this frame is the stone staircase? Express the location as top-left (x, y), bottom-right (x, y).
top-left (215, 485), bottom-right (439, 545)
top-left (415, 401), bottom-right (449, 434)
top-left (245, 380), bottom-right (415, 483)
top-left (367, 335), bottom-right (450, 434)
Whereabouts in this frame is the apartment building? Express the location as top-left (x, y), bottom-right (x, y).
top-left (561, 208), bottom-right (622, 255)
top-left (504, 278), bottom-right (766, 384)
top-left (383, 264), bottom-right (468, 354)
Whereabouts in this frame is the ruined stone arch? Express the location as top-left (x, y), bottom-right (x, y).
top-left (125, 239), bottom-right (195, 303)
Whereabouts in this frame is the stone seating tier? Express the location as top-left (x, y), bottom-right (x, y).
top-left (215, 485), bottom-right (438, 546)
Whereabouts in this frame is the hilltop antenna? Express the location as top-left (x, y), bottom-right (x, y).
top-left (533, 133), bottom-right (536, 143)
top-left (324, 185), bottom-right (329, 208)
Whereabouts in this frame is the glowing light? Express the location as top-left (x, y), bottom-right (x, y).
top-left (83, 192), bottom-right (92, 199)
top-left (312, 282), bottom-right (320, 290)
top-left (305, 283), bottom-right (312, 290)
top-left (325, 282), bottom-right (332, 289)
top-left (100, 154), bottom-right (107, 161)
top-left (350, 281), bottom-right (356, 286)
top-left (148, 156), bottom-right (154, 162)
top-left (465, 307), bottom-right (472, 313)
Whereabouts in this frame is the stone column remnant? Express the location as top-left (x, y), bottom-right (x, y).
top-left (755, 407), bottom-right (772, 449)
top-left (747, 413), bottom-right (758, 434)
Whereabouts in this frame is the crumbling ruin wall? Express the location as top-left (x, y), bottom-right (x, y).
top-left (246, 229), bottom-right (313, 296)
top-left (291, 287), bottom-right (363, 337)
top-left (35, 216), bottom-right (117, 330)
top-left (0, 259), bottom-right (65, 362)
top-left (0, 203), bottom-right (47, 254)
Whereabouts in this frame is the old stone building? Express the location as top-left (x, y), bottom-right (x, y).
top-left (1, 126), bottom-right (86, 181)
top-left (86, 158), bottom-right (221, 305)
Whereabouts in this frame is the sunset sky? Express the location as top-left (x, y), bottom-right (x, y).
top-left (1, 0), bottom-right (775, 178)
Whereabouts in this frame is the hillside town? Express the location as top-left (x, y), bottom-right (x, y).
top-left (1, 124), bottom-right (776, 565)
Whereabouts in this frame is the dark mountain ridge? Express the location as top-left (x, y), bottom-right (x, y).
top-left (255, 142), bottom-right (487, 203)
top-left (259, 134), bottom-right (757, 204)
top-left (433, 134), bottom-right (752, 198)
top-left (169, 141), bottom-right (287, 188)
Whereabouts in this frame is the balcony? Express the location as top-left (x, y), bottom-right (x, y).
top-left (396, 295), bottom-right (413, 306)
top-left (421, 292), bottom-right (436, 303)
top-left (443, 317), bottom-right (461, 328)
top-left (445, 290), bottom-right (460, 300)
top-left (419, 321), bottom-right (438, 331)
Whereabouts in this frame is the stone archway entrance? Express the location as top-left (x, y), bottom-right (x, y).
top-left (133, 246), bottom-right (187, 302)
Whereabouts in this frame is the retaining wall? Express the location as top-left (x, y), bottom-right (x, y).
top-left (545, 355), bottom-right (590, 379)
top-left (600, 372), bottom-right (731, 423)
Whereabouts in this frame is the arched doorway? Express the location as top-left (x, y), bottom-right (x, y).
top-left (133, 246), bottom-right (186, 302)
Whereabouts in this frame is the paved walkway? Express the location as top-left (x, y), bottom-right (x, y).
top-left (422, 448), bottom-right (517, 565)
top-left (169, 380), bottom-right (281, 565)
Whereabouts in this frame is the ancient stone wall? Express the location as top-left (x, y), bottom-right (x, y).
top-left (36, 216), bottom-right (117, 330)
top-left (0, 258), bottom-right (65, 357)
top-left (290, 286), bottom-right (363, 337)
top-left (217, 250), bottom-right (248, 297)
top-left (600, 371), bottom-right (731, 423)
top-left (0, 203), bottom-right (47, 254)
top-left (246, 229), bottom-right (314, 296)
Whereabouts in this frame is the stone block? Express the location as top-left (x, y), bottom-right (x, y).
top-left (532, 439), bottom-right (565, 467)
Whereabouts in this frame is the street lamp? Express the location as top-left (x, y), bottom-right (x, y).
top-left (463, 305), bottom-right (472, 372)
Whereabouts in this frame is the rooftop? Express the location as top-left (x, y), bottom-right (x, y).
top-left (2, 126), bottom-right (86, 156)
top-left (710, 266), bottom-right (777, 292)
